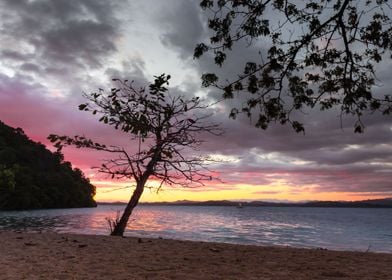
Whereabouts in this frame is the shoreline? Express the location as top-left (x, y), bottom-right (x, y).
top-left (0, 232), bottom-right (391, 279)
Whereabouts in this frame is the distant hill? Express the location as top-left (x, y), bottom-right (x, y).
top-left (98, 198), bottom-right (392, 208)
top-left (294, 198), bottom-right (392, 208)
top-left (0, 121), bottom-right (96, 210)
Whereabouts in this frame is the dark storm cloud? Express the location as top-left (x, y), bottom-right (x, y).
top-left (105, 58), bottom-right (147, 84)
top-left (20, 63), bottom-right (41, 73)
top-left (0, 0), bottom-right (123, 74)
top-left (1, 50), bottom-right (33, 62)
top-left (159, 0), bottom-right (204, 60)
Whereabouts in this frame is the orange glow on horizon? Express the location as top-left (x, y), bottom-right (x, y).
top-left (92, 179), bottom-right (388, 203)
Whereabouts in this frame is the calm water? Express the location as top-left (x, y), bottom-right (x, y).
top-left (0, 205), bottom-right (391, 253)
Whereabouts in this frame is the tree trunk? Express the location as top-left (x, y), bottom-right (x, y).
top-left (110, 180), bottom-right (145, 236)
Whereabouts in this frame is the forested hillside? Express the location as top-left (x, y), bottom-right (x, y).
top-left (0, 121), bottom-right (96, 210)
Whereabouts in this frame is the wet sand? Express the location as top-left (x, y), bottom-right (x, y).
top-left (0, 231), bottom-right (391, 279)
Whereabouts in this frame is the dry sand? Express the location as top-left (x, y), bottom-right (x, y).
top-left (0, 231), bottom-right (391, 280)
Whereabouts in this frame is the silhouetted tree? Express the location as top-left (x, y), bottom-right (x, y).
top-left (49, 74), bottom-right (222, 236)
top-left (195, 0), bottom-right (392, 132)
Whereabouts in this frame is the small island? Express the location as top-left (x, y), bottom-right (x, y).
top-left (0, 121), bottom-right (96, 210)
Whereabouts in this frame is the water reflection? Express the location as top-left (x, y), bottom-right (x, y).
top-left (0, 205), bottom-right (391, 253)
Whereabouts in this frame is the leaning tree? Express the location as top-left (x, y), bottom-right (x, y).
top-left (195, 0), bottom-right (392, 132)
top-left (49, 74), bottom-right (222, 236)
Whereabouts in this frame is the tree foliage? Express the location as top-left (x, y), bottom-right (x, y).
top-left (0, 121), bottom-right (96, 210)
top-left (195, 0), bottom-right (392, 132)
top-left (49, 74), bottom-right (222, 236)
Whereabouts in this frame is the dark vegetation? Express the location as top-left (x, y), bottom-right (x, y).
top-left (0, 121), bottom-right (96, 210)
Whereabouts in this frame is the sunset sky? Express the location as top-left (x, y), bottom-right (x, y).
top-left (0, 0), bottom-right (391, 202)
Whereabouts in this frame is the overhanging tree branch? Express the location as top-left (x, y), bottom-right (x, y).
top-left (196, 0), bottom-right (392, 133)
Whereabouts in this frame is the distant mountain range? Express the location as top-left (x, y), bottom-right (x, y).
top-left (99, 198), bottom-right (392, 208)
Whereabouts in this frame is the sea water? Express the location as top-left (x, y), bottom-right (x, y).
top-left (0, 205), bottom-right (391, 253)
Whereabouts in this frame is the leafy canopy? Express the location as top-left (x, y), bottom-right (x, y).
top-left (195, 0), bottom-right (392, 132)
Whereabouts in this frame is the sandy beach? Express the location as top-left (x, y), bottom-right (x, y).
top-left (0, 232), bottom-right (391, 280)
